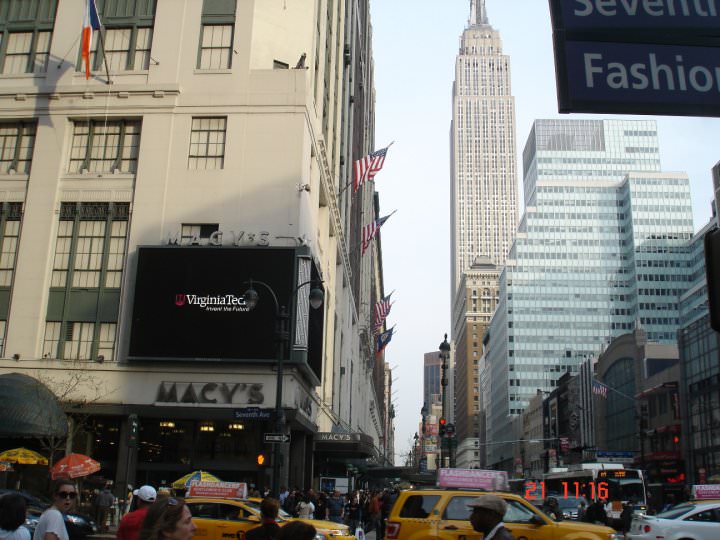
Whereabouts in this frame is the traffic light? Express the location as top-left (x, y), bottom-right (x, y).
top-left (439, 417), bottom-right (447, 437)
top-left (127, 414), bottom-right (139, 448)
top-left (257, 453), bottom-right (267, 466)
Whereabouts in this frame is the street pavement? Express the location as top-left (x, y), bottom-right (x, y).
top-left (95, 524), bottom-right (379, 539)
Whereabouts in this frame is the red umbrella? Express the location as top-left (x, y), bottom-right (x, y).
top-left (51, 453), bottom-right (101, 479)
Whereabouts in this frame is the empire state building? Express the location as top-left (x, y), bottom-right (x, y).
top-left (450, 0), bottom-right (518, 297)
top-left (449, 1), bottom-right (519, 467)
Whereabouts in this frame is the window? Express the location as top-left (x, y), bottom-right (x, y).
top-left (45, 202), bottom-right (129, 361)
top-left (0, 0), bottom-right (56, 74)
top-left (181, 224), bottom-right (219, 244)
top-left (99, 27), bottom-right (153, 71)
top-left (0, 122), bottom-right (35, 174)
top-left (197, 0), bottom-right (235, 70)
top-left (444, 496), bottom-right (474, 520)
top-left (685, 509), bottom-right (719, 522)
top-left (68, 119), bottom-right (141, 173)
top-left (0, 203), bottom-right (23, 287)
top-left (198, 24), bottom-right (233, 69)
top-left (0, 202), bottom-right (22, 357)
top-left (86, 0), bottom-right (156, 75)
top-left (188, 118), bottom-right (226, 169)
top-left (399, 495), bottom-right (438, 518)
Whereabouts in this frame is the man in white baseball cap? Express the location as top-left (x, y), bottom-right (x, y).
top-left (116, 485), bottom-right (157, 540)
top-left (467, 495), bottom-right (515, 540)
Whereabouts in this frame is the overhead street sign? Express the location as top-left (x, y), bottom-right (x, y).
top-left (234, 407), bottom-right (272, 420)
top-left (550, 0), bottom-right (720, 32)
top-left (548, 0), bottom-right (720, 116)
top-left (264, 433), bottom-right (290, 444)
top-left (555, 39), bottom-right (720, 116)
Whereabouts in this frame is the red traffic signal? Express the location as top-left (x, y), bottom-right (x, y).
top-left (439, 417), bottom-right (446, 426)
top-left (439, 417), bottom-right (447, 437)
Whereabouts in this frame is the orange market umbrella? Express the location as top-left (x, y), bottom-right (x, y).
top-left (51, 453), bottom-right (101, 479)
top-left (0, 447), bottom-right (48, 465)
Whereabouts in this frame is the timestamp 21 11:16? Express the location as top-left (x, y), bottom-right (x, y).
top-left (525, 481), bottom-right (609, 500)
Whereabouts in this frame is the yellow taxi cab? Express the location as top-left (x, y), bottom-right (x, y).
top-left (384, 488), bottom-right (624, 540)
top-left (186, 496), bottom-right (355, 540)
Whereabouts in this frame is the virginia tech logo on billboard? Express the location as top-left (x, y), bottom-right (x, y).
top-left (174, 293), bottom-right (249, 312)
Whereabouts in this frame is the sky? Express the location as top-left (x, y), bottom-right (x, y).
top-left (369, 0), bottom-right (720, 463)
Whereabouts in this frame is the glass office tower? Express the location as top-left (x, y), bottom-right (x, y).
top-left (484, 119), bottom-right (695, 466)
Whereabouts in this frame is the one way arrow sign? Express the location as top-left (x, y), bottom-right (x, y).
top-left (264, 433), bottom-right (290, 444)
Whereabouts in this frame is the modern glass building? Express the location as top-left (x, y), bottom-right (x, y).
top-left (484, 119), bottom-right (695, 466)
top-left (678, 214), bottom-right (717, 484)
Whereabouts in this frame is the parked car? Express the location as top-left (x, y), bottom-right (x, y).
top-left (0, 489), bottom-right (98, 540)
top-left (627, 501), bottom-right (720, 540)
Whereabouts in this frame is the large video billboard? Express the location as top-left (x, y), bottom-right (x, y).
top-left (128, 247), bottom-right (322, 369)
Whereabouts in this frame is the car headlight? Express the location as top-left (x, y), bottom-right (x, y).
top-left (314, 534), bottom-right (328, 540)
top-left (609, 533), bottom-right (625, 540)
top-left (25, 518), bottom-right (39, 528)
top-left (66, 515), bottom-right (86, 525)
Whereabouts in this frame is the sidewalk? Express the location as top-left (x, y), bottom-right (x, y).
top-left (92, 525), bottom-right (378, 539)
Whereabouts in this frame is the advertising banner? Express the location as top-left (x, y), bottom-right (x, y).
top-left (692, 484), bottom-right (720, 499)
top-left (187, 481), bottom-right (247, 498)
top-left (437, 468), bottom-right (509, 490)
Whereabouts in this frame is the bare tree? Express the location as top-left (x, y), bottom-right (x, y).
top-left (30, 368), bottom-right (117, 468)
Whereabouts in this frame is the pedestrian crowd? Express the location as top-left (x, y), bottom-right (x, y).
top-left (274, 486), bottom-right (398, 538)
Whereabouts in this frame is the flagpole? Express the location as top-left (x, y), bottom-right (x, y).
top-left (96, 27), bottom-right (112, 84)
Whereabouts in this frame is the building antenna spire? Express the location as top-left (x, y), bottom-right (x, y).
top-left (469, 0), bottom-right (489, 26)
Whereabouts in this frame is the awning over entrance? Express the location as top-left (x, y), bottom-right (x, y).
top-left (0, 373), bottom-right (67, 438)
top-left (314, 432), bottom-right (377, 459)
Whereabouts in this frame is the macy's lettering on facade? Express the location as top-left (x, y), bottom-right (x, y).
top-left (155, 382), bottom-right (265, 405)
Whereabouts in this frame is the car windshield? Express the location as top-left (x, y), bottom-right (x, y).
top-left (656, 504), bottom-right (695, 519)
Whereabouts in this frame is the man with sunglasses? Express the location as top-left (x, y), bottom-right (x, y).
top-left (32, 480), bottom-right (76, 540)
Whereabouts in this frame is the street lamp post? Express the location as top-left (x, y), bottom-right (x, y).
top-left (420, 403), bottom-right (428, 472)
top-left (243, 278), bottom-right (324, 496)
top-left (439, 334), bottom-right (450, 469)
top-left (413, 432), bottom-right (419, 470)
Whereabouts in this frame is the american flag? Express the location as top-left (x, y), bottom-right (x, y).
top-left (353, 146), bottom-right (389, 192)
top-left (376, 326), bottom-right (395, 355)
top-left (361, 213), bottom-right (393, 256)
top-left (592, 380), bottom-right (609, 399)
top-left (374, 292), bottom-right (394, 328)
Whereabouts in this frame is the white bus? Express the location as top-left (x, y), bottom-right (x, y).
top-left (541, 464), bottom-right (648, 521)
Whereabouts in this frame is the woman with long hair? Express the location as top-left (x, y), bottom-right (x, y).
top-left (139, 498), bottom-right (196, 540)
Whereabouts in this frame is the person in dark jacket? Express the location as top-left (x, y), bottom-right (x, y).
top-left (467, 495), bottom-right (515, 540)
top-left (245, 498), bottom-right (281, 540)
top-left (584, 499), bottom-right (608, 525)
top-left (542, 497), bottom-right (564, 521)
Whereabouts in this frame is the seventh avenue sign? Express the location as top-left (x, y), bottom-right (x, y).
top-left (549, 0), bottom-right (720, 116)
